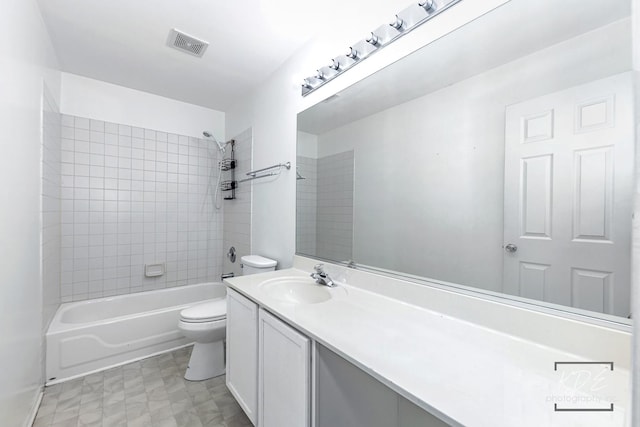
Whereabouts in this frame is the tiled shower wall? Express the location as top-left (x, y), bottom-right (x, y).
top-left (42, 86), bottom-right (62, 327)
top-left (296, 156), bottom-right (317, 255)
top-left (223, 128), bottom-right (252, 278)
top-left (296, 151), bottom-right (354, 262)
top-left (316, 151), bottom-right (354, 262)
top-left (60, 115), bottom-right (223, 302)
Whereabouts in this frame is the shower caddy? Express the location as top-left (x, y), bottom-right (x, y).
top-left (220, 148), bottom-right (291, 200)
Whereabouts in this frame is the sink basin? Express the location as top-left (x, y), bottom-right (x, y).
top-left (258, 277), bottom-right (346, 304)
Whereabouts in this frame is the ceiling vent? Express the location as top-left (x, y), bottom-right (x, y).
top-left (167, 29), bottom-right (209, 58)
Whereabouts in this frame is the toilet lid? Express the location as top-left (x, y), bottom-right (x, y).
top-left (241, 255), bottom-right (277, 268)
top-left (180, 299), bottom-right (226, 323)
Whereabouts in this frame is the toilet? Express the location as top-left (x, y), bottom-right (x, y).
top-left (178, 299), bottom-right (226, 381)
top-left (178, 254), bottom-right (277, 381)
top-left (241, 254), bottom-right (277, 275)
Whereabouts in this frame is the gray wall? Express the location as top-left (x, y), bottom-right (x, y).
top-left (42, 85), bottom-right (62, 336)
top-left (0, 0), bottom-right (61, 424)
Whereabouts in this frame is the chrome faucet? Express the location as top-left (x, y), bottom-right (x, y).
top-left (310, 264), bottom-right (335, 287)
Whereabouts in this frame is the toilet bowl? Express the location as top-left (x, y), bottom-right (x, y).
top-left (178, 255), bottom-right (277, 381)
top-left (178, 298), bottom-right (226, 381)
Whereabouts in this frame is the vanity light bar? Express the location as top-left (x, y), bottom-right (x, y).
top-left (301, 0), bottom-right (462, 96)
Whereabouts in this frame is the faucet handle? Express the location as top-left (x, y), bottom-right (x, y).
top-left (313, 263), bottom-right (324, 273)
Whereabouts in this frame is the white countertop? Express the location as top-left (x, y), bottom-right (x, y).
top-left (224, 267), bottom-right (630, 427)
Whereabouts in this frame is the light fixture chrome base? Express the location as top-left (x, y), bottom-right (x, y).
top-left (301, 0), bottom-right (462, 97)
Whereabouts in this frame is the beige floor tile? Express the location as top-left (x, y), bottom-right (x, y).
top-left (35, 346), bottom-right (251, 427)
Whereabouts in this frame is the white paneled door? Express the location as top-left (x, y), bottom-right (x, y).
top-left (503, 73), bottom-right (634, 317)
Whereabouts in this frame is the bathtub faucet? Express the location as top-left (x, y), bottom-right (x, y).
top-left (221, 272), bottom-right (234, 280)
top-left (310, 264), bottom-right (335, 287)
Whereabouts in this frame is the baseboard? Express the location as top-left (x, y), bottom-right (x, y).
top-left (25, 387), bottom-right (43, 427)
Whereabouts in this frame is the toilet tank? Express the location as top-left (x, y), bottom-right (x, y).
top-left (241, 255), bottom-right (277, 276)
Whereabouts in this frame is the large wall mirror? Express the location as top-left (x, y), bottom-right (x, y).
top-left (296, 0), bottom-right (635, 323)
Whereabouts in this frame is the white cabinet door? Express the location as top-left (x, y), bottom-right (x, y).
top-left (226, 288), bottom-right (258, 425)
top-left (503, 73), bottom-right (634, 317)
top-left (259, 308), bottom-right (311, 427)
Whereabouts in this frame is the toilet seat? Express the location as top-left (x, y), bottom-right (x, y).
top-left (180, 299), bottom-right (226, 323)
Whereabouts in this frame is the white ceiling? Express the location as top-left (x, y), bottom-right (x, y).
top-left (36, 0), bottom-right (344, 111)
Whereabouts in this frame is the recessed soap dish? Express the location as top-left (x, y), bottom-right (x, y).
top-left (145, 263), bottom-right (165, 277)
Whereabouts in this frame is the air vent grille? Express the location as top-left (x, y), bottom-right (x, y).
top-left (167, 29), bottom-right (209, 57)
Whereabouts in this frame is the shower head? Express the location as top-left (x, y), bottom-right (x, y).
top-left (203, 131), bottom-right (227, 153)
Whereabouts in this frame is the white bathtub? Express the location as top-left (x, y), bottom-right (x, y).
top-left (46, 282), bottom-right (225, 384)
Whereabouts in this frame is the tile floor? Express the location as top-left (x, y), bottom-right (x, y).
top-left (33, 346), bottom-right (253, 427)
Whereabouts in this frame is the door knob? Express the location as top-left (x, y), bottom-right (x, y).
top-left (504, 243), bottom-right (518, 253)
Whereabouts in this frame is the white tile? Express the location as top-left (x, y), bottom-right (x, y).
top-left (58, 117), bottom-right (227, 301)
top-left (105, 167), bottom-right (118, 179)
top-left (105, 133), bottom-right (118, 145)
top-left (132, 137), bottom-right (144, 149)
top-left (74, 188), bottom-right (89, 199)
top-left (61, 138), bottom-right (74, 151)
top-left (105, 122), bottom-right (118, 134)
top-left (132, 148), bottom-right (144, 159)
top-left (118, 179), bottom-right (131, 190)
top-left (90, 166), bottom-right (104, 177)
top-left (74, 211), bottom-right (89, 223)
top-left (89, 154), bottom-right (104, 166)
top-left (90, 142), bottom-right (105, 155)
top-left (90, 177), bottom-right (104, 189)
top-left (62, 126), bottom-right (74, 140)
top-left (131, 159), bottom-right (144, 171)
top-left (61, 150), bottom-right (74, 164)
top-left (104, 212), bottom-right (118, 223)
top-left (75, 152), bottom-right (91, 165)
top-left (119, 124), bottom-right (132, 136)
top-left (90, 119), bottom-right (104, 132)
top-left (75, 117), bottom-right (90, 130)
top-left (104, 189), bottom-right (118, 201)
top-left (103, 178), bottom-right (117, 190)
top-left (132, 127), bottom-right (144, 138)
top-left (75, 129), bottom-right (91, 142)
top-left (75, 164), bottom-right (90, 176)
top-left (61, 114), bottom-right (74, 127)
top-left (105, 156), bottom-right (118, 168)
top-left (105, 144), bottom-right (119, 157)
top-left (90, 131), bottom-right (104, 144)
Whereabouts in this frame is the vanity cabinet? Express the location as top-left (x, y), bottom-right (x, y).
top-left (316, 344), bottom-right (449, 427)
top-left (227, 287), bottom-right (443, 427)
top-left (226, 288), bottom-right (259, 425)
top-left (258, 308), bottom-right (311, 427)
top-left (226, 289), bottom-right (311, 427)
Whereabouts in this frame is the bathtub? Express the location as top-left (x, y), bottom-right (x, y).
top-left (46, 282), bottom-right (225, 384)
